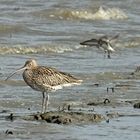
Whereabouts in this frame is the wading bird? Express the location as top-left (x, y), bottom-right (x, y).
top-left (80, 34), bottom-right (119, 58)
top-left (6, 59), bottom-right (82, 113)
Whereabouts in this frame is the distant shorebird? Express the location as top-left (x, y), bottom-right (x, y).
top-left (80, 34), bottom-right (119, 58)
top-left (6, 59), bottom-right (82, 113)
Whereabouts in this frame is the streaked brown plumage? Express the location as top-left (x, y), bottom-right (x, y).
top-left (6, 59), bottom-right (82, 113)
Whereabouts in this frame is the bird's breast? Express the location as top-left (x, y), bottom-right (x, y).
top-left (23, 70), bottom-right (41, 91)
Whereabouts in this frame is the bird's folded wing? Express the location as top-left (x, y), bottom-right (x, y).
top-left (32, 66), bottom-right (82, 89)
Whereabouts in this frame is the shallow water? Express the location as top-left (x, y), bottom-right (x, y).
top-left (0, 0), bottom-right (140, 139)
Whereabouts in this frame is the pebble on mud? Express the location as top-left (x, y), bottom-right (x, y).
top-left (5, 130), bottom-right (13, 135)
top-left (5, 113), bottom-right (14, 121)
top-left (133, 102), bottom-right (140, 108)
top-left (87, 98), bottom-right (111, 106)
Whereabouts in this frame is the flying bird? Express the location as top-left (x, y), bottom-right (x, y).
top-left (80, 34), bottom-right (119, 58)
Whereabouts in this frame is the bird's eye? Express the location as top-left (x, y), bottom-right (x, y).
top-left (28, 63), bottom-right (32, 66)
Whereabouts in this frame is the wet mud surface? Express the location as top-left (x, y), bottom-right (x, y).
top-left (2, 69), bottom-right (140, 126)
top-left (3, 97), bottom-right (140, 125)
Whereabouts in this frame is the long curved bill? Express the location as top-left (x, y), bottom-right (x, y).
top-left (5, 66), bottom-right (27, 81)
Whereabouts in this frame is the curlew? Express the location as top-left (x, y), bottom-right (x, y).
top-left (80, 34), bottom-right (119, 59)
top-left (6, 59), bottom-right (82, 113)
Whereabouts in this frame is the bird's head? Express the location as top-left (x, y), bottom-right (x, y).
top-left (23, 59), bottom-right (38, 70)
top-left (5, 59), bottom-right (38, 81)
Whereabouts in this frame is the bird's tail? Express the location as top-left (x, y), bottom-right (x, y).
top-left (71, 79), bottom-right (83, 85)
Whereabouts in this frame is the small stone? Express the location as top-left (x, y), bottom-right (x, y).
top-left (93, 83), bottom-right (99, 87)
top-left (68, 105), bottom-right (71, 111)
top-left (106, 119), bottom-right (109, 123)
top-left (104, 98), bottom-right (111, 104)
top-left (87, 102), bottom-right (96, 106)
top-left (5, 130), bottom-right (13, 135)
top-left (134, 102), bottom-right (140, 108)
top-left (34, 114), bottom-right (42, 120)
top-left (5, 113), bottom-right (14, 121)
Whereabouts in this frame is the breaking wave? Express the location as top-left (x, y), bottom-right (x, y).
top-left (0, 44), bottom-right (86, 55)
top-left (1, 39), bottom-right (140, 55)
top-left (124, 41), bottom-right (140, 48)
top-left (48, 6), bottom-right (128, 20)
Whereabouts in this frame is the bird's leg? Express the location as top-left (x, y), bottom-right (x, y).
top-left (44, 92), bottom-right (49, 113)
top-left (107, 51), bottom-right (111, 59)
top-left (104, 50), bottom-right (107, 58)
top-left (41, 92), bottom-right (46, 113)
